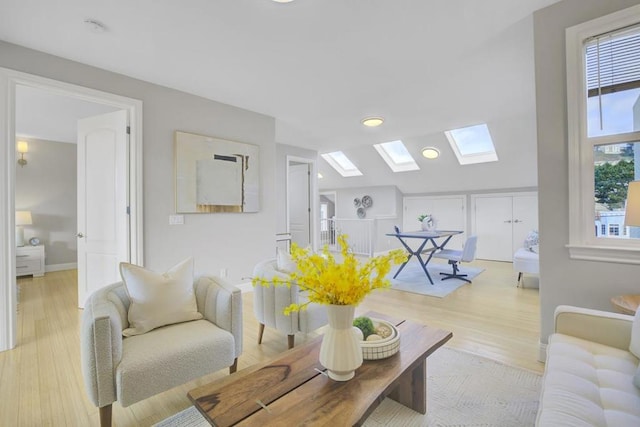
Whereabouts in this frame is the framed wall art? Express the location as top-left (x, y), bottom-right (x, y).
top-left (175, 131), bottom-right (260, 213)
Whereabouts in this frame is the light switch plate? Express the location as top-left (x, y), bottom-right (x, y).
top-left (169, 215), bottom-right (184, 225)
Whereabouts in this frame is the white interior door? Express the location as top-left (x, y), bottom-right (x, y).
top-left (474, 196), bottom-right (514, 261)
top-left (512, 194), bottom-right (539, 251)
top-left (77, 110), bottom-right (129, 308)
top-left (288, 163), bottom-right (310, 248)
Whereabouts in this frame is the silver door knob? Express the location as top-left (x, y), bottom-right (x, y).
top-left (504, 220), bottom-right (512, 223)
top-left (77, 232), bottom-right (84, 238)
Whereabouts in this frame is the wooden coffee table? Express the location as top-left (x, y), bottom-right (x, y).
top-left (188, 312), bottom-right (452, 426)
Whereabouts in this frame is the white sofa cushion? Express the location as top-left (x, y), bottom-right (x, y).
top-left (116, 319), bottom-right (235, 406)
top-left (120, 258), bottom-right (203, 336)
top-left (538, 333), bottom-right (640, 426)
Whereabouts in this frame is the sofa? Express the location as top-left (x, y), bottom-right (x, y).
top-left (536, 305), bottom-right (640, 426)
top-left (80, 276), bottom-right (243, 426)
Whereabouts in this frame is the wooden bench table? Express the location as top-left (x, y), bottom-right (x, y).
top-left (188, 312), bottom-right (452, 426)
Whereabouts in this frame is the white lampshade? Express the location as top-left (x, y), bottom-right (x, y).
top-left (17, 141), bottom-right (29, 154)
top-left (625, 181), bottom-right (640, 227)
top-left (16, 210), bottom-right (32, 226)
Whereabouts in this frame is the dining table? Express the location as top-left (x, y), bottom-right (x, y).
top-left (386, 227), bottom-right (463, 285)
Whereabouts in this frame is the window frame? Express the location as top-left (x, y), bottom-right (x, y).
top-left (566, 4), bottom-right (640, 264)
top-left (373, 140), bottom-right (420, 172)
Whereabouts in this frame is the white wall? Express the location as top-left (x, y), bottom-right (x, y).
top-left (0, 40), bottom-right (277, 284)
top-left (533, 0), bottom-right (640, 344)
top-left (15, 138), bottom-right (77, 267)
top-left (327, 185), bottom-right (403, 252)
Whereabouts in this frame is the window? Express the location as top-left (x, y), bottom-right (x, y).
top-left (609, 224), bottom-right (620, 236)
top-left (444, 124), bottom-right (498, 165)
top-left (567, 4), bottom-right (640, 263)
top-left (320, 151), bottom-right (363, 177)
top-left (373, 140), bottom-right (419, 172)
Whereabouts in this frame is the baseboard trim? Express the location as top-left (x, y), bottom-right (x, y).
top-left (538, 340), bottom-right (547, 363)
top-left (45, 263), bottom-right (77, 273)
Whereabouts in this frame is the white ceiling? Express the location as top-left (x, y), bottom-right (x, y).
top-left (0, 0), bottom-right (561, 192)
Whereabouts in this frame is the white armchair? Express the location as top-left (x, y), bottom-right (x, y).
top-left (253, 258), bottom-right (328, 349)
top-left (80, 276), bottom-right (242, 427)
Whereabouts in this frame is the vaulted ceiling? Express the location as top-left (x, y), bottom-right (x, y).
top-left (1, 0), bottom-right (561, 193)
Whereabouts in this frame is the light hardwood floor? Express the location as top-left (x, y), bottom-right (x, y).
top-left (0, 259), bottom-right (541, 426)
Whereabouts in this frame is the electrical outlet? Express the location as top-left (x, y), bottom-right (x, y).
top-left (169, 215), bottom-right (184, 225)
top-left (220, 268), bottom-right (228, 278)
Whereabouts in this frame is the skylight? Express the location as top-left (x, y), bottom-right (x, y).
top-left (321, 151), bottom-right (363, 177)
top-left (444, 124), bottom-right (498, 165)
top-left (373, 140), bottom-right (420, 172)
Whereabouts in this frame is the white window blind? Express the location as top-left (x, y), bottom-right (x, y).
top-left (586, 25), bottom-right (640, 97)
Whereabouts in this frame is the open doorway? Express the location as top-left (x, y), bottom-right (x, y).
top-left (1, 69), bottom-right (143, 351)
top-left (286, 156), bottom-right (317, 250)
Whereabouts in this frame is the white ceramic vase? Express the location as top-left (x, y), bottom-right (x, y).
top-left (421, 216), bottom-right (435, 231)
top-left (319, 304), bottom-right (363, 381)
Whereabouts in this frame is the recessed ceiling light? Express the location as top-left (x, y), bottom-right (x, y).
top-left (272, 0), bottom-right (294, 3)
top-left (84, 19), bottom-right (106, 33)
top-left (421, 147), bottom-right (440, 159)
top-left (361, 117), bottom-right (384, 127)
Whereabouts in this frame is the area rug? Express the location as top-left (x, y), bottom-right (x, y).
top-left (155, 347), bottom-right (541, 427)
top-left (388, 261), bottom-right (484, 298)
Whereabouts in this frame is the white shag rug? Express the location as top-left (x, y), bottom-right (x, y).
top-left (156, 347), bottom-right (541, 427)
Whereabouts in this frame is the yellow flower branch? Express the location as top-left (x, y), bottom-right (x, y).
top-left (252, 235), bottom-right (407, 314)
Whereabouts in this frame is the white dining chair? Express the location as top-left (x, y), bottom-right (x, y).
top-left (432, 235), bottom-right (478, 283)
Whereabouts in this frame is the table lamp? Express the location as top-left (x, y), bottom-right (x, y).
top-left (15, 210), bottom-right (32, 247)
top-left (625, 181), bottom-right (640, 228)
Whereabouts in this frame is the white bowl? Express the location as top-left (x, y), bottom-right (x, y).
top-left (359, 318), bottom-right (400, 360)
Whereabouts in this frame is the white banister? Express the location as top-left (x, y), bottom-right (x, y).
top-left (319, 218), bottom-right (375, 257)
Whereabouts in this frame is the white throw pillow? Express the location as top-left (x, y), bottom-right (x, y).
top-left (276, 247), bottom-right (297, 273)
top-left (120, 258), bottom-right (203, 337)
top-left (630, 308), bottom-right (640, 359)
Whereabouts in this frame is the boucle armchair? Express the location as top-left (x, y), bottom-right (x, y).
top-left (253, 258), bottom-right (328, 349)
top-left (80, 276), bottom-right (243, 427)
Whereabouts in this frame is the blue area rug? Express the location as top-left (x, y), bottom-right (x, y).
top-left (388, 261), bottom-right (484, 298)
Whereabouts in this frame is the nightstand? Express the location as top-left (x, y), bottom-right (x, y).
top-left (16, 245), bottom-right (45, 277)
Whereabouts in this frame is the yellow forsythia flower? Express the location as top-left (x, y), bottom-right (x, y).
top-left (252, 235), bottom-right (407, 314)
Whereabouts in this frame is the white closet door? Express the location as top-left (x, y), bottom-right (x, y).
top-left (512, 194), bottom-right (538, 251)
top-left (474, 196), bottom-right (514, 261)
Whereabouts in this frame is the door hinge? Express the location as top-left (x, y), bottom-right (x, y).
top-left (126, 126), bottom-right (131, 135)
top-left (126, 206), bottom-right (130, 215)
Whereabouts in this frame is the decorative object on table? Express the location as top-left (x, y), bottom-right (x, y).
top-left (28, 237), bottom-right (40, 246)
top-left (353, 197), bottom-right (361, 207)
top-left (15, 210), bottom-right (32, 247)
top-left (357, 207), bottom-right (366, 218)
top-left (361, 195), bottom-right (373, 208)
top-left (354, 316), bottom-right (401, 360)
top-left (252, 235), bottom-right (407, 381)
top-left (418, 214), bottom-right (436, 231)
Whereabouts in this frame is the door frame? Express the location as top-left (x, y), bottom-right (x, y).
top-left (0, 67), bottom-right (144, 352)
top-left (285, 155), bottom-right (317, 250)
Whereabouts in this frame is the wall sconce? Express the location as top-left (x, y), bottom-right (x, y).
top-left (17, 141), bottom-right (28, 167)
